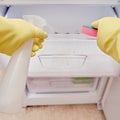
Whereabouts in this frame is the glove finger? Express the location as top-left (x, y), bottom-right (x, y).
top-left (32, 44), bottom-right (39, 52)
top-left (33, 38), bottom-right (44, 49)
top-left (34, 38), bottom-right (44, 44)
top-left (38, 38), bottom-right (44, 48)
top-left (91, 19), bottom-right (100, 29)
top-left (38, 43), bottom-right (43, 49)
top-left (39, 38), bottom-right (44, 43)
top-left (33, 26), bottom-right (48, 39)
top-left (31, 51), bottom-right (36, 57)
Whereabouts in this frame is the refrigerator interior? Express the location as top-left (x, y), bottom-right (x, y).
top-left (113, 6), bottom-right (120, 17)
top-left (0, 4), bottom-right (120, 106)
top-left (0, 6), bottom-right (7, 16)
top-left (5, 5), bottom-right (117, 34)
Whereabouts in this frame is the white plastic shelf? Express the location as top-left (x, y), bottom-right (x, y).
top-left (28, 34), bottom-right (120, 77)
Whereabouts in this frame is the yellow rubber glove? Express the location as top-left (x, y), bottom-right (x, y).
top-left (92, 17), bottom-right (120, 63)
top-left (0, 16), bottom-right (48, 56)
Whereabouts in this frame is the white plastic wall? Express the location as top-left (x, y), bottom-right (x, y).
top-left (6, 5), bottom-right (115, 33)
top-left (102, 78), bottom-right (120, 120)
top-left (0, 6), bottom-right (6, 16)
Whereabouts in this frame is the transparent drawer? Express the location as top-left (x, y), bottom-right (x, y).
top-left (38, 54), bottom-right (87, 71)
top-left (27, 77), bottom-right (99, 93)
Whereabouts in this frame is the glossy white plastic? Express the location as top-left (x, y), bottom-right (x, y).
top-left (0, 39), bottom-right (33, 113)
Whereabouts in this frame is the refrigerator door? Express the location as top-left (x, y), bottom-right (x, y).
top-left (102, 78), bottom-right (120, 120)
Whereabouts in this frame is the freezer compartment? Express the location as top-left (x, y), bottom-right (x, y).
top-left (24, 77), bottom-right (108, 106)
top-left (6, 5), bottom-right (116, 34)
top-left (27, 77), bottom-right (98, 93)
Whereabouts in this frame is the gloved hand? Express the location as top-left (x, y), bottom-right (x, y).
top-left (0, 16), bottom-right (48, 56)
top-left (92, 17), bottom-right (120, 63)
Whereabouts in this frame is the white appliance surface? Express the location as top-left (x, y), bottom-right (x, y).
top-left (102, 78), bottom-right (120, 120)
top-left (6, 5), bottom-right (116, 34)
top-left (0, 6), bottom-right (6, 16)
top-left (0, 2), bottom-right (120, 117)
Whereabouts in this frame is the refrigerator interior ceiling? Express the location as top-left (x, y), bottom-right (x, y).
top-left (0, 0), bottom-right (119, 5)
